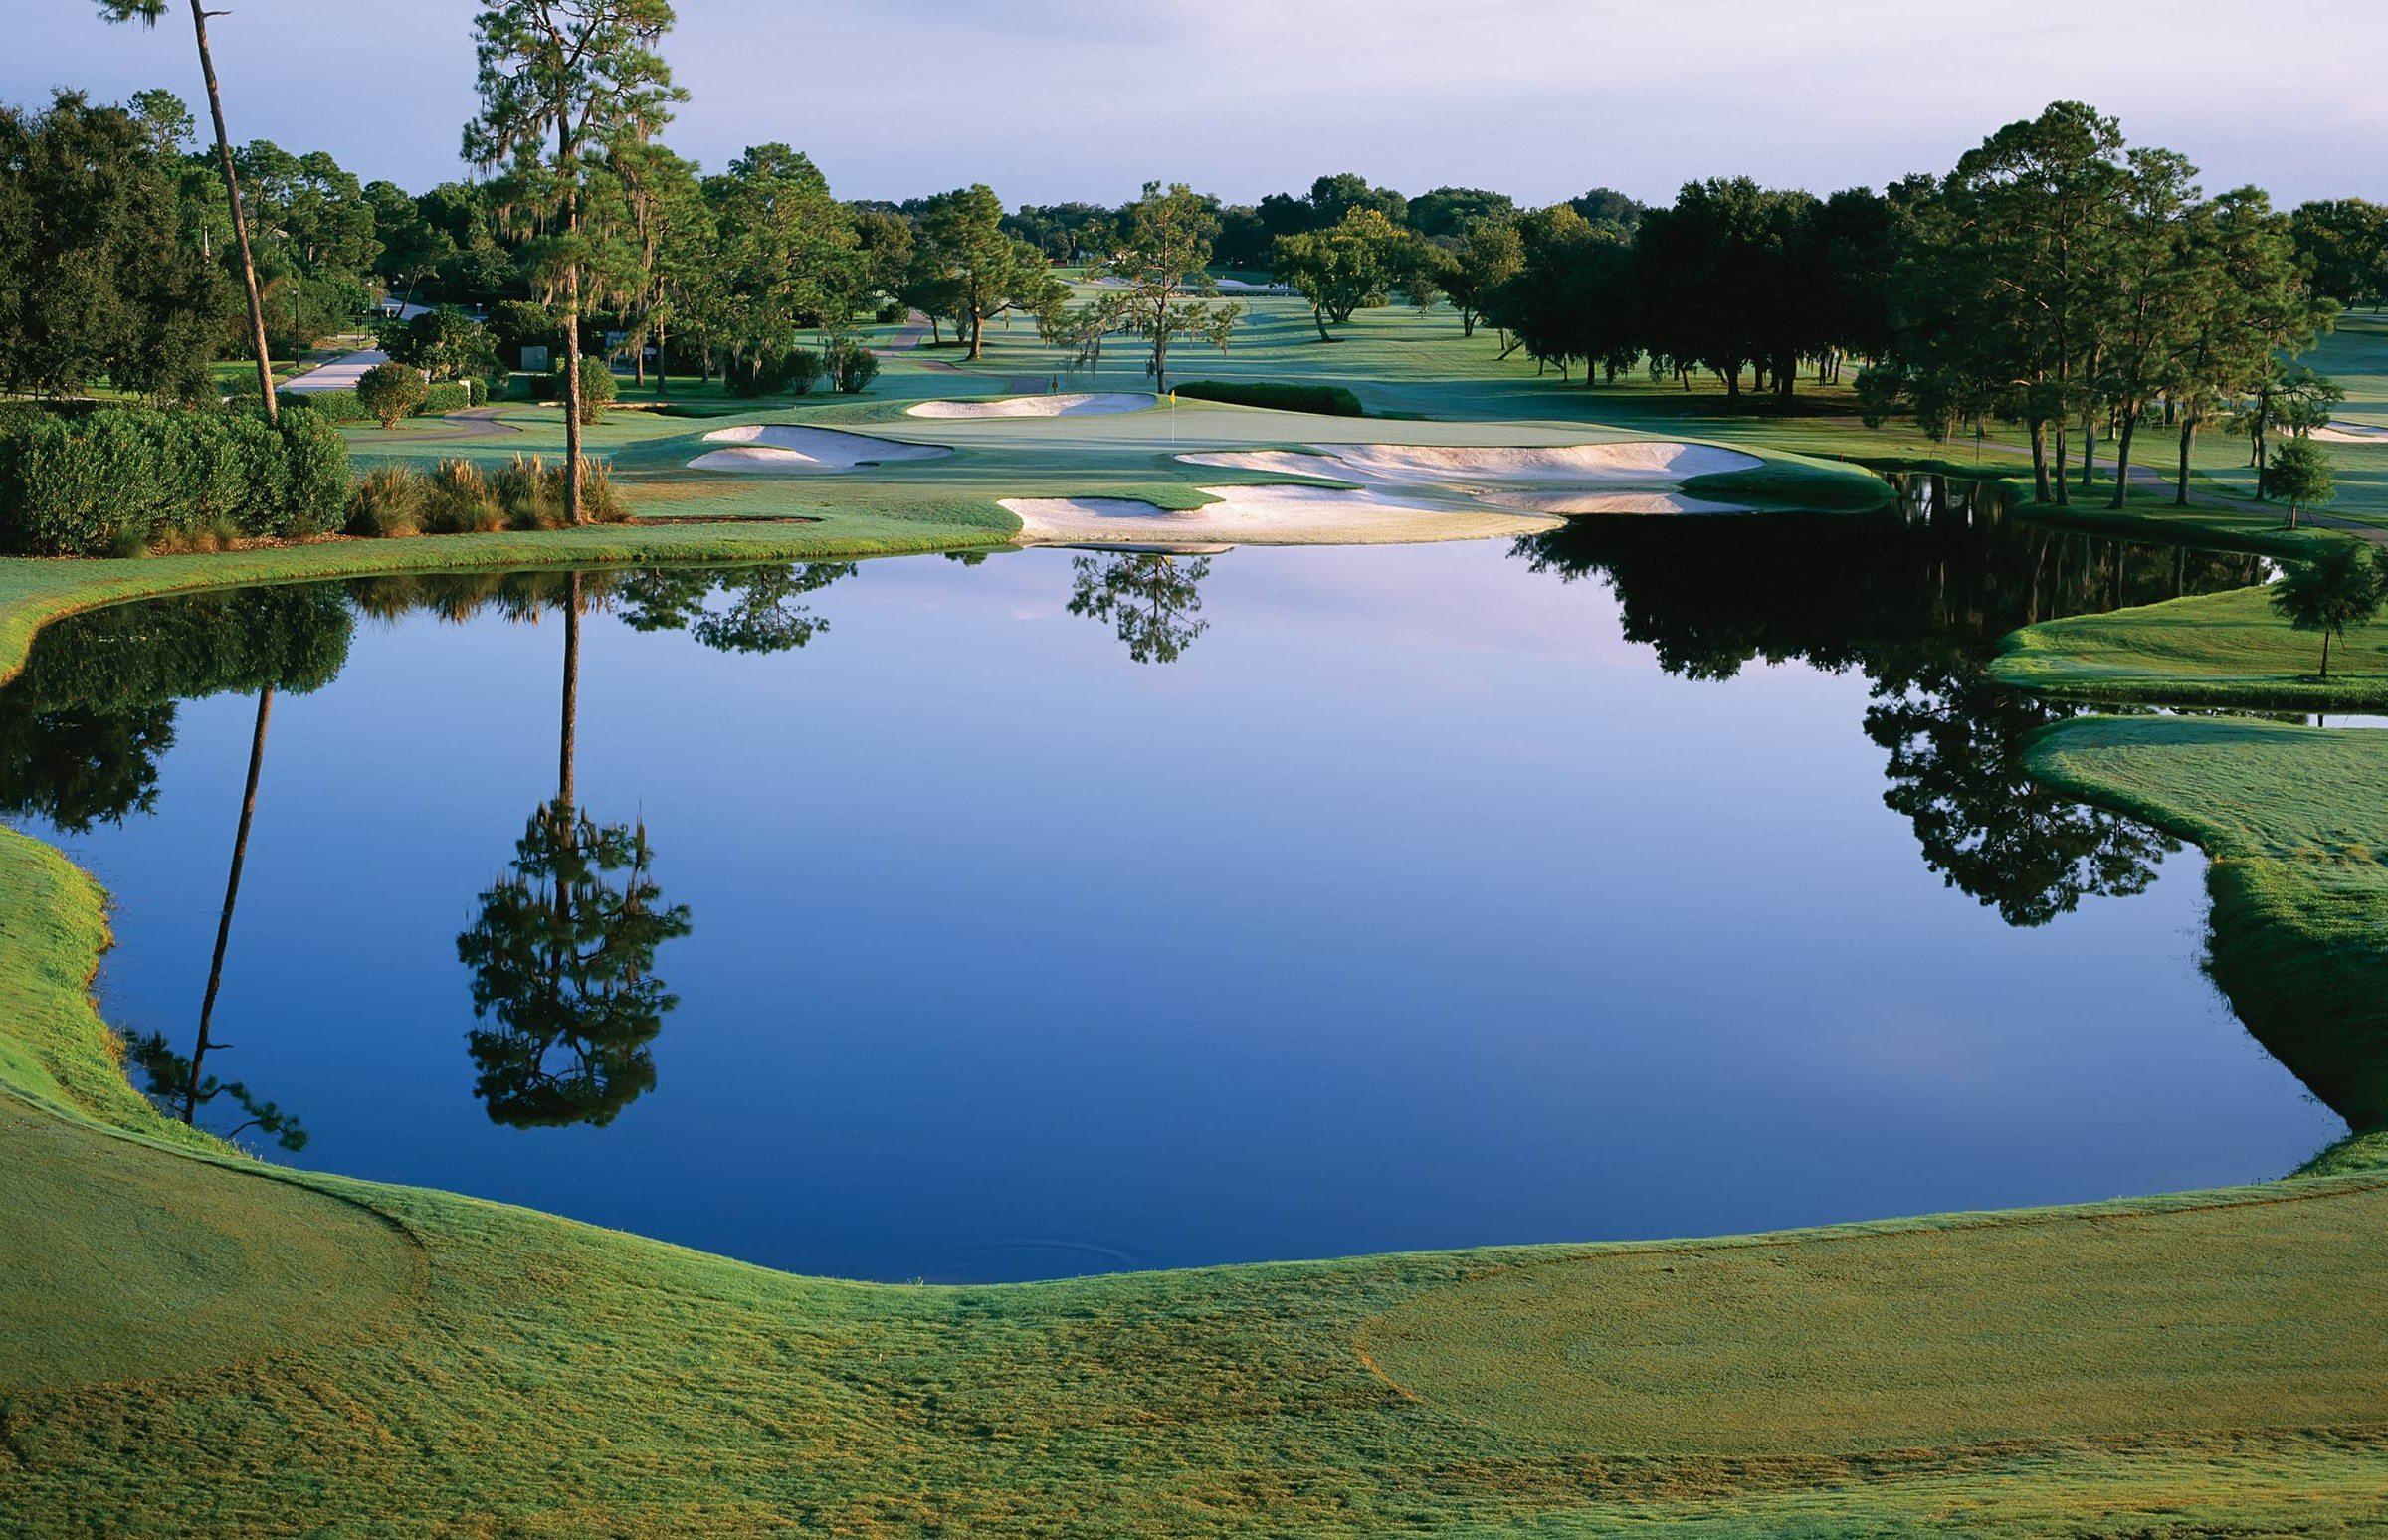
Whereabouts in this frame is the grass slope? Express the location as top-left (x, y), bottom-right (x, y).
top-left (1993, 582), bottom-right (2388, 708)
top-left (7, 817), bottom-right (2388, 1533)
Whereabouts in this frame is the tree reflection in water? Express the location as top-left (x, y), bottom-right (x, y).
top-left (456, 802), bottom-right (692, 1129)
top-left (1069, 551), bottom-right (1210, 664)
top-left (1512, 475), bottom-right (2267, 927)
top-left (0, 563), bottom-right (854, 1136)
top-left (0, 586), bottom-right (353, 1151)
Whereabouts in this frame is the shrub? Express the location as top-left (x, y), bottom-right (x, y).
top-left (551, 357), bottom-right (618, 424)
top-left (274, 414), bottom-right (352, 538)
top-left (0, 405), bottom-right (349, 555)
top-left (580, 461), bottom-right (629, 524)
top-left (357, 361), bottom-right (429, 428)
top-left (1170, 379), bottom-right (1365, 416)
top-left (422, 381), bottom-right (474, 414)
top-left (829, 342), bottom-right (880, 394)
top-left (420, 460), bottom-right (503, 533)
top-left (345, 466), bottom-right (426, 537)
top-left (725, 347), bottom-right (823, 397)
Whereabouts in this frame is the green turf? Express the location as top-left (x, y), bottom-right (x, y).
top-left (1991, 582), bottom-right (2388, 708)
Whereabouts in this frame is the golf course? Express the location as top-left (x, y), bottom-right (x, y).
top-left (8, 4), bottom-right (2388, 1532)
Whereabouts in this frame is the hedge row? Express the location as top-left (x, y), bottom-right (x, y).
top-left (0, 407), bottom-right (350, 556)
top-left (278, 376), bottom-right (486, 421)
top-left (1171, 380), bottom-right (1366, 416)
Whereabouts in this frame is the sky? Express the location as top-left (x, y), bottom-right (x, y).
top-left (9, 0), bottom-right (2385, 208)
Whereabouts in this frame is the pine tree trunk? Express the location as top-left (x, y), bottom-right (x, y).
top-left (189, 0), bottom-right (276, 421)
top-left (2176, 420), bottom-right (2196, 506)
top-left (188, 686), bottom-right (273, 1124)
top-left (2029, 418), bottom-right (2050, 502)
top-left (2108, 411), bottom-right (2136, 510)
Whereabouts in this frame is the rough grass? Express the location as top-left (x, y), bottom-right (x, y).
top-left (1992, 583), bottom-right (2388, 708)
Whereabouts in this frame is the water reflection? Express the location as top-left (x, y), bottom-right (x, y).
top-left (1510, 477), bottom-right (2267, 927)
top-left (457, 801), bottom-right (692, 1128)
top-left (0, 588), bottom-right (354, 1149)
top-left (1069, 552), bottom-right (1211, 664)
top-left (0, 565), bottom-right (855, 1141)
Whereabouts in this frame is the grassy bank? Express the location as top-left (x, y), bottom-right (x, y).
top-left (1992, 583), bottom-right (2388, 708)
top-left (2025, 717), bottom-right (2388, 1132)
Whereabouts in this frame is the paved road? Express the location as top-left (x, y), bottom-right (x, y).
top-left (280, 349), bottom-right (391, 394)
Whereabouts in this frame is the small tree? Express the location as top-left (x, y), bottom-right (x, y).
top-left (554, 355), bottom-right (617, 423)
top-left (828, 340), bottom-right (879, 394)
top-left (2261, 437), bottom-right (2336, 529)
top-left (2271, 541), bottom-right (2383, 679)
top-left (356, 360), bottom-right (428, 428)
top-left (1098, 182), bottom-right (1241, 393)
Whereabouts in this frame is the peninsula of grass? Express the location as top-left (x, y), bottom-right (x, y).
top-left (1991, 582), bottom-right (2388, 709)
top-left (2025, 716), bottom-right (2388, 1135)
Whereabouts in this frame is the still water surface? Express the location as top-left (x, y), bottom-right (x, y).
top-left (1, 493), bottom-right (2343, 1279)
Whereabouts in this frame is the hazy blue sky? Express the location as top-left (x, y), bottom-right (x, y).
top-left (12, 0), bottom-right (2384, 206)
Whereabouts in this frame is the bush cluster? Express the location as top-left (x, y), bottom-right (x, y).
top-left (341, 455), bottom-right (628, 539)
top-left (278, 376), bottom-right (485, 423)
top-left (724, 341), bottom-right (879, 397)
top-left (0, 406), bottom-right (350, 556)
top-left (1170, 379), bottom-right (1364, 416)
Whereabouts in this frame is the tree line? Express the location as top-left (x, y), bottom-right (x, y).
top-left (17, 0), bottom-right (2387, 536)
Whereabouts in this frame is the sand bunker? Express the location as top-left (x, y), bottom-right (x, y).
top-left (1178, 440), bottom-right (1761, 485)
top-left (1000, 483), bottom-right (1561, 548)
top-left (2308, 420), bottom-right (2388, 446)
top-left (1486, 490), bottom-right (1749, 515)
top-left (906, 392), bottom-right (1150, 419)
top-left (688, 424), bottom-right (951, 473)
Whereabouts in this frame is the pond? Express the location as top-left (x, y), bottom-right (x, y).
top-left (1, 481), bottom-right (2346, 1281)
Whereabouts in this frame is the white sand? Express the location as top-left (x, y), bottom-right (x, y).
top-left (1178, 440), bottom-right (1761, 485)
top-left (906, 392), bottom-right (1150, 419)
top-left (1001, 483), bottom-right (1561, 547)
top-left (2308, 420), bottom-right (2388, 446)
top-left (1485, 489), bottom-right (1748, 515)
top-left (688, 423), bottom-right (952, 474)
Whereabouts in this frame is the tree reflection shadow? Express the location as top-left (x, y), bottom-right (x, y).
top-left (457, 801), bottom-right (692, 1128)
top-left (1510, 479), bottom-right (2264, 926)
top-left (1069, 552), bottom-right (1210, 664)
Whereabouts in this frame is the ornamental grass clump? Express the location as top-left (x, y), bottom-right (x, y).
top-left (345, 466), bottom-right (428, 537)
top-left (420, 460), bottom-right (504, 534)
top-left (495, 455), bottom-right (565, 529)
